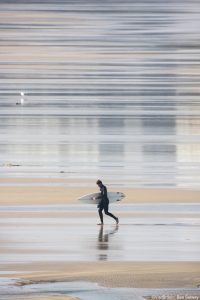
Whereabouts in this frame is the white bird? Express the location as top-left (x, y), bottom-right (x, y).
top-left (16, 92), bottom-right (25, 105)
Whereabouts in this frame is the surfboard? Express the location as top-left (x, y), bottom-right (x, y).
top-left (78, 191), bottom-right (125, 204)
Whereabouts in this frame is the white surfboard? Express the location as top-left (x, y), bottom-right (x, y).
top-left (78, 191), bottom-right (125, 204)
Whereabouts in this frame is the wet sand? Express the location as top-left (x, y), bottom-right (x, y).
top-left (1, 0), bottom-right (200, 298)
top-left (0, 188), bottom-right (200, 292)
top-left (0, 180), bottom-right (200, 299)
top-left (6, 262), bottom-right (200, 289)
top-left (1, 263), bottom-right (200, 300)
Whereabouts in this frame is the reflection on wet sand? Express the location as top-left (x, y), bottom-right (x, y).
top-left (97, 225), bottom-right (119, 261)
top-left (0, 204), bottom-right (199, 263)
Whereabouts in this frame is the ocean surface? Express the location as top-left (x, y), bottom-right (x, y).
top-left (0, 0), bottom-right (200, 188)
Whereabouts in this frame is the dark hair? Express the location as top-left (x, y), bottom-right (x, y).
top-left (96, 179), bottom-right (102, 185)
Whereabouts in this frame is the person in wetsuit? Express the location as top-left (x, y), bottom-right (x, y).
top-left (96, 180), bottom-right (119, 225)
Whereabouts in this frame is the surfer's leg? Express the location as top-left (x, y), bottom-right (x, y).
top-left (98, 207), bottom-right (104, 224)
top-left (104, 204), bottom-right (119, 223)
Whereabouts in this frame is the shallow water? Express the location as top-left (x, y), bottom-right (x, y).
top-left (0, 279), bottom-right (200, 300)
top-left (0, 0), bottom-right (200, 188)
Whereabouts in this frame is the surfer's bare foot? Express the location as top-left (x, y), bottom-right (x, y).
top-left (116, 217), bottom-right (119, 224)
top-left (97, 223), bottom-right (104, 226)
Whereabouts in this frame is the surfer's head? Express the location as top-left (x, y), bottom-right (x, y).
top-left (96, 179), bottom-right (102, 187)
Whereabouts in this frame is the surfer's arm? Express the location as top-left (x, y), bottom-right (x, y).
top-left (101, 185), bottom-right (108, 199)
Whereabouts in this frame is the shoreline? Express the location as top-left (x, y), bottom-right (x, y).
top-left (2, 262), bottom-right (200, 289)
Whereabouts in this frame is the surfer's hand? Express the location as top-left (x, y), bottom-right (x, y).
top-left (92, 197), bottom-right (96, 201)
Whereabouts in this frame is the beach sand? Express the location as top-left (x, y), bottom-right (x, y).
top-left (9, 261), bottom-right (200, 289)
top-left (0, 178), bottom-right (200, 299)
top-left (0, 178), bottom-right (200, 205)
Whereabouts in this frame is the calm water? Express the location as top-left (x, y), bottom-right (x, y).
top-left (0, 0), bottom-right (200, 187)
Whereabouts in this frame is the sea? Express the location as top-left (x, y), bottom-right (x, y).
top-left (0, 0), bottom-right (200, 188)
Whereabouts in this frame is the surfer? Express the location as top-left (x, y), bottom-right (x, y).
top-left (96, 180), bottom-right (119, 225)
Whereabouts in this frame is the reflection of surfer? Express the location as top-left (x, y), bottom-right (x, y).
top-left (97, 225), bottom-right (119, 260)
top-left (98, 224), bottom-right (119, 245)
top-left (96, 180), bottom-right (119, 226)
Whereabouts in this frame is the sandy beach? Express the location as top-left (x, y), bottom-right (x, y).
top-left (1, 0), bottom-right (200, 298)
top-left (6, 262), bottom-right (200, 289)
top-left (0, 179), bottom-right (200, 299)
top-left (0, 178), bottom-right (200, 205)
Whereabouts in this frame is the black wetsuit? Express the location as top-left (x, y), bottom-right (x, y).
top-left (98, 184), bottom-right (117, 223)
